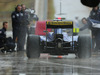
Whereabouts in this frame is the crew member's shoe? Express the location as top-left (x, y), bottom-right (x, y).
top-left (1, 49), bottom-right (7, 54)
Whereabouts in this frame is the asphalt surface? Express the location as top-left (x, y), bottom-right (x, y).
top-left (3, 32), bottom-right (100, 75)
top-left (0, 51), bottom-right (100, 75)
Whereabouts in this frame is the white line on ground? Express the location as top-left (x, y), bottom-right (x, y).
top-left (39, 61), bottom-right (100, 71)
top-left (19, 73), bottom-right (26, 75)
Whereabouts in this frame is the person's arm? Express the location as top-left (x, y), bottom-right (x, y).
top-left (89, 11), bottom-right (94, 19)
top-left (22, 13), bottom-right (30, 25)
top-left (11, 12), bottom-right (21, 24)
top-left (0, 35), bottom-right (4, 39)
top-left (80, 25), bottom-right (88, 31)
top-left (0, 30), bottom-right (6, 42)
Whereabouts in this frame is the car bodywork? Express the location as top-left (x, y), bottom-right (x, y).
top-left (39, 21), bottom-right (79, 55)
top-left (27, 19), bottom-right (91, 58)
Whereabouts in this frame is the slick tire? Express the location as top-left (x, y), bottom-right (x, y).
top-left (78, 35), bottom-right (91, 58)
top-left (27, 34), bottom-right (40, 58)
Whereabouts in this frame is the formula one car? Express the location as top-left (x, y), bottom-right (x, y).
top-left (26, 20), bottom-right (91, 59)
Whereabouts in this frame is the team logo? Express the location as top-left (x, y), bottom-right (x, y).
top-left (16, 14), bottom-right (19, 17)
top-left (21, 13), bottom-right (23, 16)
top-left (12, 15), bottom-right (15, 18)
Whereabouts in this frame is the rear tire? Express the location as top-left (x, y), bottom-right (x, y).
top-left (78, 35), bottom-right (91, 58)
top-left (26, 34), bottom-right (40, 58)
